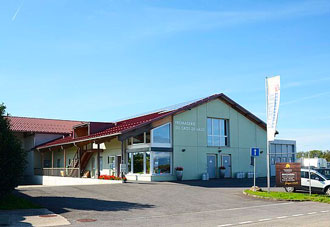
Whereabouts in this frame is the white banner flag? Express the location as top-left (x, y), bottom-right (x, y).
top-left (266, 76), bottom-right (280, 141)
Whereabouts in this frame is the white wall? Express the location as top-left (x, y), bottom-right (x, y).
top-left (298, 157), bottom-right (328, 168)
top-left (31, 175), bottom-right (122, 186)
top-left (14, 132), bottom-right (66, 180)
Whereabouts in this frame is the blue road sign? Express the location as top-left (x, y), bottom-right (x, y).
top-left (251, 147), bottom-right (260, 157)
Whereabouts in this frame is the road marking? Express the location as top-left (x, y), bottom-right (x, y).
top-left (320, 210), bottom-right (329, 213)
top-left (218, 210), bottom-right (328, 227)
top-left (276, 216), bottom-right (288, 219)
top-left (226, 202), bottom-right (293, 211)
top-left (307, 212), bottom-right (317, 215)
top-left (258, 218), bottom-right (271, 222)
top-left (238, 221), bottom-right (253, 224)
top-left (122, 202), bottom-right (293, 221)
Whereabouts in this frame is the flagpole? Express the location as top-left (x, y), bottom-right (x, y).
top-left (265, 77), bottom-right (270, 193)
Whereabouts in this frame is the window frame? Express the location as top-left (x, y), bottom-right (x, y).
top-left (151, 123), bottom-right (172, 148)
top-left (311, 173), bottom-right (325, 181)
top-left (132, 133), bottom-right (145, 145)
top-left (57, 158), bottom-right (61, 168)
top-left (131, 152), bottom-right (144, 174)
top-left (127, 131), bottom-right (151, 148)
top-left (271, 156), bottom-right (275, 165)
top-left (108, 156), bottom-right (115, 169)
top-left (99, 156), bottom-right (103, 171)
top-left (126, 150), bottom-right (172, 176)
top-left (207, 118), bottom-right (229, 147)
top-left (151, 151), bottom-right (172, 175)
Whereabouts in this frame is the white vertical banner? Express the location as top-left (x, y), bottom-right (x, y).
top-left (266, 75), bottom-right (280, 141)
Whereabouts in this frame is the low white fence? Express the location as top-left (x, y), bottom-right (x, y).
top-left (32, 175), bottom-right (123, 186)
top-left (34, 168), bottom-right (80, 177)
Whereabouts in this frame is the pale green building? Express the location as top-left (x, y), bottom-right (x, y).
top-left (35, 93), bottom-right (267, 182)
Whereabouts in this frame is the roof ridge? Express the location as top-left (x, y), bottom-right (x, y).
top-left (115, 111), bottom-right (168, 124)
top-left (6, 115), bottom-right (86, 123)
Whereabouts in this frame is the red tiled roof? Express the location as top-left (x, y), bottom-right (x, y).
top-left (37, 111), bottom-right (173, 149)
top-left (36, 93), bottom-right (267, 150)
top-left (7, 116), bottom-right (85, 134)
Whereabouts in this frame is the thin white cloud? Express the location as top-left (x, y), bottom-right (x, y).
top-left (281, 91), bottom-right (330, 106)
top-left (283, 77), bottom-right (330, 89)
top-left (125, 0), bottom-right (330, 38)
top-left (12, 0), bottom-right (25, 21)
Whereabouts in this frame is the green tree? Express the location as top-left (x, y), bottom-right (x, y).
top-left (296, 152), bottom-right (304, 159)
top-left (0, 103), bottom-right (26, 198)
top-left (297, 150), bottom-right (330, 162)
top-left (323, 150), bottom-right (330, 162)
top-left (309, 150), bottom-right (324, 158)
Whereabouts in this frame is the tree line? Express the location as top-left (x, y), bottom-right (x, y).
top-left (296, 150), bottom-right (330, 161)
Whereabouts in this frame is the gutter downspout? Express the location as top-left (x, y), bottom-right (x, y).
top-left (121, 139), bottom-right (127, 182)
top-left (97, 143), bottom-right (100, 179)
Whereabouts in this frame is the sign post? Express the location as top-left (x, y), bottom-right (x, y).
top-left (251, 148), bottom-right (260, 188)
top-left (254, 158), bottom-right (256, 187)
top-left (265, 76), bottom-right (281, 193)
top-left (308, 152), bottom-right (312, 195)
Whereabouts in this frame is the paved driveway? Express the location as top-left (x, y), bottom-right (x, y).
top-left (17, 179), bottom-right (330, 226)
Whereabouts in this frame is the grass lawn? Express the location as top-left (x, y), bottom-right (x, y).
top-left (244, 190), bottom-right (330, 204)
top-left (0, 193), bottom-right (41, 210)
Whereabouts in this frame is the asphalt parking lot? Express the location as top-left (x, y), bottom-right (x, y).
top-left (17, 179), bottom-right (330, 227)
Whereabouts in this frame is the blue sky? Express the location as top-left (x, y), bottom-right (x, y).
top-left (1, 0), bottom-right (330, 151)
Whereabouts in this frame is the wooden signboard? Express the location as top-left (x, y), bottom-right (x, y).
top-left (276, 163), bottom-right (301, 187)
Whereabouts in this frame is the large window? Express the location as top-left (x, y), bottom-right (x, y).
top-left (146, 152), bottom-right (150, 174)
top-left (128, 153), bottom-right (132, 173)
top-left (151, 123), bottom-right (171, 147)
top-left (133, 133), bottom-right (144, 144)
top-left (128, 132), bottom-right (151, 146)
top-left (207, 118), bottom-right (228, 146)
top-left (152, 152), bottom-right (171, 174)
top-left (99, 156), bottom-right (103, 170)
top-left (127, 151), bottom-right (172, 175)
top-left (271, 157), bottom-right (275, 165)
top-left (276, 157), bottom-right (281, 163)
top-left (108, 156), bottom-right (115, 169)
top-left (133, 153), bottom-right (144, 174)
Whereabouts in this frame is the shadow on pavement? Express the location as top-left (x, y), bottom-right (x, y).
top-left (171, 177), bottom-right (276, 188)
top-left (0, 213), bottom-right (31, 226)
top-left (16, 191), bottom-right (154, 215)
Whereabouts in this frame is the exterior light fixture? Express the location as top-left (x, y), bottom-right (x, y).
top-left (182, 149), bottom-right (186, 152)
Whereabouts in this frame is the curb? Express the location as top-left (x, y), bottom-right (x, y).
top-left (242, 191), bottom-right (306, 202)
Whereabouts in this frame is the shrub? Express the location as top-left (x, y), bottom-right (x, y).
top-left (0, 104), bottom-right (26, 199)
top-left (98, 175), bottom-right (126, 181)
top-left (175, 167), bottom-right (183, 171)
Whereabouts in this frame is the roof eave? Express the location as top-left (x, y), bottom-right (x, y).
top-left (37, 132), bottom-right (121, 150)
